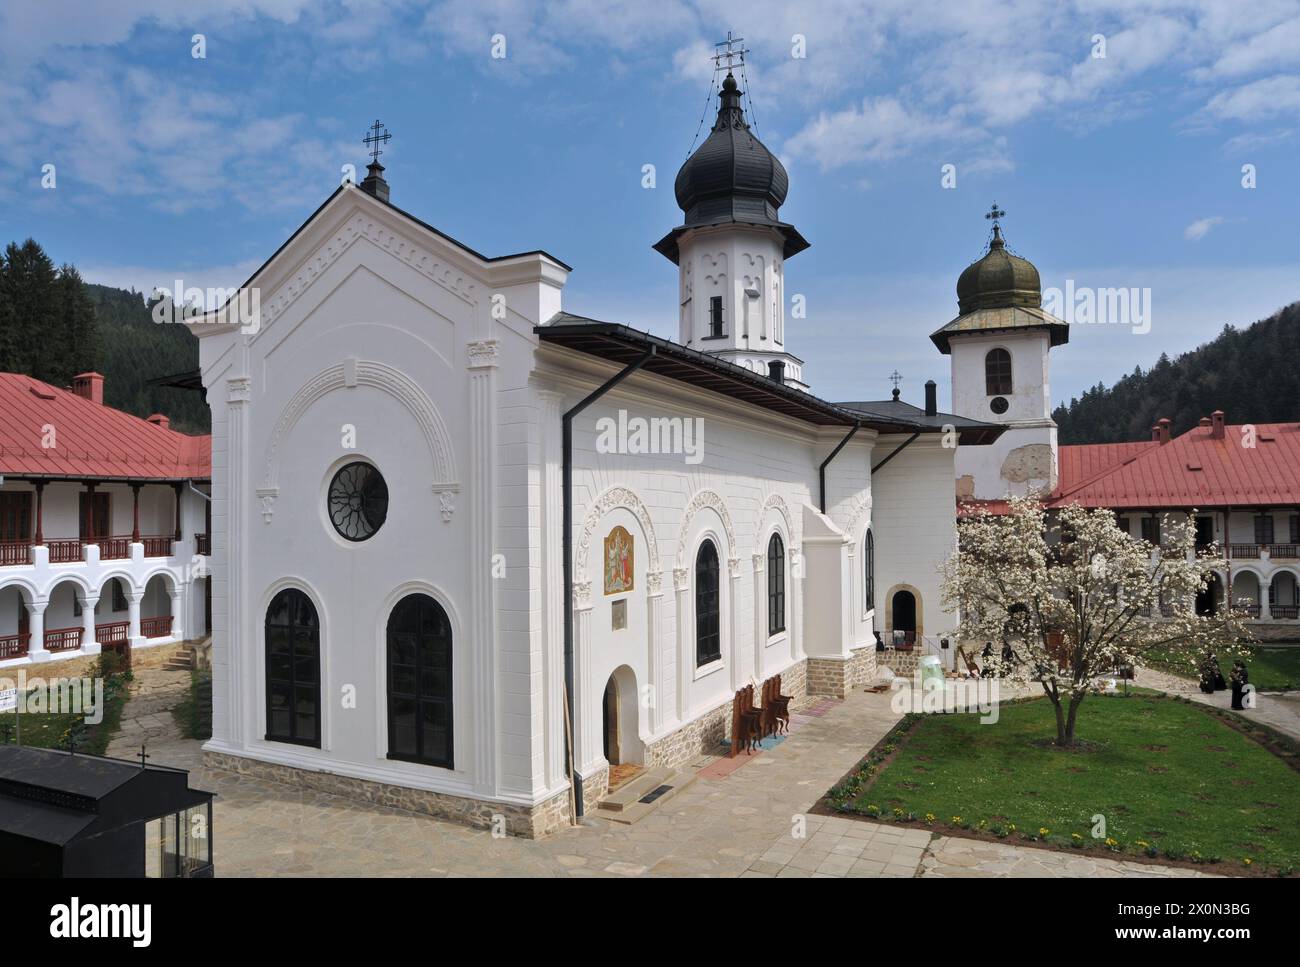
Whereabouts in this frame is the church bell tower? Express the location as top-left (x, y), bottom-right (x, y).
top-left (654, 43), bottom-right (810, 389)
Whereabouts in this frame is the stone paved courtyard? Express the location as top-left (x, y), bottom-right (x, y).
top-left (104, 666), bottom-right (1227, 877)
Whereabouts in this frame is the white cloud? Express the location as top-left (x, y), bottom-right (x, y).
top-left (1203, 74), bottom-right (1300, 122)
top-left (79, 258), bottom-right (264, 305)
top-left (1183, 216), bottom-right (1225, 241)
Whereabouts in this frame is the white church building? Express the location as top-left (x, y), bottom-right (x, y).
top-left (189, 74), bottom-right (1007, 836)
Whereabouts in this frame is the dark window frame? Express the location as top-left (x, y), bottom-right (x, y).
top-left (264, 588), bottom-right (321, 748)
top-left (695, 540), bottom-right (721, 666)
top-left (864, 528), bottom-right (875, 610)
top-left (1254, 514), bottom-right (1274, 545)
top-left (985, 348), bottom-right (1013, 396)
top-left (707, 296), bottom-right (725, 338)
top-left (1140, 515), bottom-right (1160, 545)
top-left (386, 593), bottom-right (454, 769)
top-left (767, 533), bottom-right (786, 636)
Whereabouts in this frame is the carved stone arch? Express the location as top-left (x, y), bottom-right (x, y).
top-left (755, 492), bottom-right (795, 555)
top-left (675, 489), bottom-right (737, 571)
top-left (844, 488), bottom-right (873, 542)
top-left (260, 359), bottom-right (459, 520)
top-left (574, 486), bottom-right (661, 587)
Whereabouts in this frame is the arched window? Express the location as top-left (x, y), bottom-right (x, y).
top-left (387, 593), bottom-right (453, 768)
top-left (985, 348), bottom-right (1012, 396)
top-left (864, 529), bottom-right (875, 610)
top-left (265, 588), bottom-right (320, 746)
top-left (767, 533), bottom-right (786, 636)
top-left (695, 540), bottom-right (721, 666)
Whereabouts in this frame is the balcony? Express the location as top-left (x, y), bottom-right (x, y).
top-left (44, 626), bottom-right (83, 652)
top-left (1272, 605), bottom-right (1299, 620)
top-left (0, 541), bottom-right (32, 566)
top-left (140, 615), bottom-right (173, 639)
top-left (0, 632), bottom-right (30, 660)
top-left (1228, 543), bottom-right (1300, 560)
top-left (47, 539), bottom-right (83, 564)
top-left (195, 533), bottom-right (210, 555)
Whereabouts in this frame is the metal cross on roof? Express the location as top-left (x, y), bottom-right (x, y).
top-left (888, 370), bottom-right (904, 391)
top-left (363, 119), bottom-right (392, 163)
top-left (985, 202), bottom-right (1006, 227)
top-left (137, 742), bottom-right (151, 769)
top-left (713, 31), bottom-right (749, 73)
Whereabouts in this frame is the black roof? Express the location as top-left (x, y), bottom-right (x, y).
top-left (0, 745), bottom-right (141, 798)
top-left (537, 312), bottom-right (1001, 444)
top-left (837, 398), bottom-right (1005, 446)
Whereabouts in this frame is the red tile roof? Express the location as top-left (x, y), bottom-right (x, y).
top-left (0, 373), bottom-right (210, 480)
top-left (1052, 421), bottom-right (1300, 509)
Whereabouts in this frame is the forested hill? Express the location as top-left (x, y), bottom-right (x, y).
top-left (1052, 300), bottom-right (1300, 444)
top-left (85, 283), bottom-right (209, 433)
top-left (0, 237), bottom-right (208, 434)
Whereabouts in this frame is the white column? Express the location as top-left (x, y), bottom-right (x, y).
top-left (572, 582), bottom-right (598, 774)
top-left (538, 389), bottom-right (566, 789)
top-left (728, 557), bottom-right (742, 691)
top-left (646, 571), bottom-right (664, 734)
top-left (27, 598), bottom-right (50, 663)
top-left (790, 547), bottom-right (802, 663)
top-left (126, 588), bottom-right (143, 640)
top-left (467, 340), bottom-right (499, 796)
top-left (226, 376), bottom-right (251, 746)
top-left (673, 567), bottom-right (689, 725)
top-left (1261, 577), bottom-right (1272, 620)
top-left (169, 588), bottom-right (185, 640)
top-left (80, 592), bottom-right (101, 654)
top-left (751, 553), bottom-right (765, 683)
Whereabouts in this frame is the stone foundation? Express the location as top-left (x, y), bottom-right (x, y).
top-left (805, 647), bottom-right (877, 698)
top-left (1247, 624), bottom-right (1300, 643)
top-left (878, 648), bottom-right (922, 677)
top-left (1, 640), bottom-right (192, 679)
top-left (202, 750), bottom-right (572, 839)
top-left (576, 762), bottom-right (609, 814)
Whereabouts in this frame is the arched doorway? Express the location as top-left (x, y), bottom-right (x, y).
top-left (386, 593), bottom-right (453, 769)
top-left (601, 666), bottom-right (643, 785)
top-left (891, 589), bottom-right (917, 644)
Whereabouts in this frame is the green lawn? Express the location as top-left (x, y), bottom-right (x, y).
top-left (841, 695), bottom-right (1300, 873)
top-left (1147, 644), bottom-right (1300, 691)
top-left (0, 655), bottom-right (129, 754)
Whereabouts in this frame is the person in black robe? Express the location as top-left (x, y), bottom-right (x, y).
top-left (1230, 661), bottom-right (1249, 710)
top-left (1200, 653), bottom-right (1225, 693)
top-left (981, 641), bottom-right (995, 677)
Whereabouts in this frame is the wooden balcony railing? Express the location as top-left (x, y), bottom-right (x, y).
top-left (44, 626), bottom-right (83, 651)
top-left (141, 536), bottom-right (172, 558)
top-left (46, 539), bottom-right (83, 563)
top-left (1229, 543), bottom-right (1299, 559)
top-left (1268, 544), bottom-right (1299, 559)
top-left (0, 632), bottom-right (30, 659)
top-left (1272, 605), bottom-right (1299, 620)
top-left (96, 621), bottom-right (129, 644)
top-left (97, 536), bottom-right (132, 560)
top-left (1229, 544), bottom-right (1261, 559)
top-left (195, 533), bottom-right (210, 555)
top-left (0, 540), bottom-right (33, 566)
top-left (1242, 604), bottom-right (1262, 618)
top-left (140, 615), bottom-right (172, 639)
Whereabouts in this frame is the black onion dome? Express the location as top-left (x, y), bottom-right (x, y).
top-left (654, 74), bottom-right (808, 264)
top-left (674, 73), bottom-right (788, 225)
top-left (956, 225), bottom-right (1042, 314)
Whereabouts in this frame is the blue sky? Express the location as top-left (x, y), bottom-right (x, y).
top-left (2, 0), bottom-right (1298, 410)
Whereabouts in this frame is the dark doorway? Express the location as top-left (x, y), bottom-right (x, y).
top-left (892, 589), bottom-right (917, 642)
top-left (603, 676), bottom-right (618, 764)
top-left (1195, 516), bottom-right (1214, 550)
top-left (1196, 573), bottom-right (1221, 616)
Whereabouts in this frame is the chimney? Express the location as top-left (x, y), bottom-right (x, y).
top-left (1211, 409), bottom-right (1226, 439)
top-left (146, 413), bottom-right (170, 429)
top-left (924, 379), bottom-right (937, 417)
top-left (72, 372), bottom-right (104, 405)
top-left (1154, 418), bottom-right (1172, 444)
top-left (1199, 416), bottom-right (1212, 429)
top-left (768, 360), bottom-right (786, 383)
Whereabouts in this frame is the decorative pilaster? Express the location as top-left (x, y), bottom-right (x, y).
top-left (673, 567), bottom-right (689, 724)
top-left (572, 581), bottom-right (596, 771)
top-left (169, 588), bottom-right (185, 641)
top-left (728, 557), bottom-right (742, 691)
top-left (26, 598), bottom-right (49, 663)
top-left (751, 552), bottom-right (765, 682)
top-left (467, 340), bottom-right (500, 796)
top-left (789, 547), bottom-right (802, 663)
top-left (538, 389), bottom-right (566, 789)
top-left (226, 376), bottom-right (251, 745)
top-left (646, 570), bottom-right (664, 733)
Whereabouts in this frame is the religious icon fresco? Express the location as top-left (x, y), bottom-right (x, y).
top-left (604, 525), bottom-right (634, 595)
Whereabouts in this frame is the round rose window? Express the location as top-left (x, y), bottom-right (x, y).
top-left (328, 462), bottom-right (389, 541)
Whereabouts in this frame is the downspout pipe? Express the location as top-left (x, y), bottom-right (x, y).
top-left (819, 422), bottom-right (860, 513)
top-left (561, 346), bottom-right (655, 817)
top-left (871, 431), bottom-right (922, 475)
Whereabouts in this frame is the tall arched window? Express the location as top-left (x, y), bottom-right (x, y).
top-left (265, 588), bottom-right (320, 747)
top-left (387, 593), bottom-right (453, 768)
top-left (695, 540), bottom-right (721, 666)
top-left (985, 348), bottom-right (1013, 395)
top-left (767, 533), bottom-right (786, 636)
top-left (864, 529), bottom-right (875, 611)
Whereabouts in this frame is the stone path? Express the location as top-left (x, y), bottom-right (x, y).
top-left (104, 665), bottom-right (202, 771)
top-left (1135, 664), bottom-right (1300, 742)
top-left (108, 678), bottom-right (1228, 877)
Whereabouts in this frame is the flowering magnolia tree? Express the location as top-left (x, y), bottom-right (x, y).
top-left (941, 497), bottom-right (1252, 746)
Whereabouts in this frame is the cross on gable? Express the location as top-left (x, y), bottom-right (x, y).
top-left (363, 119), bottom-right (392, 163)
top-left (713, 31), bottom-right (749, 73)
top-left (137, 742), bottom-right (150, 769)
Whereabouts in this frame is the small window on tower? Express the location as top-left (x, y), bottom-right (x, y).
top-left (708, 296), bottom-right (724, 338)
top-left (985, 348), bottom-right (1013, 395)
